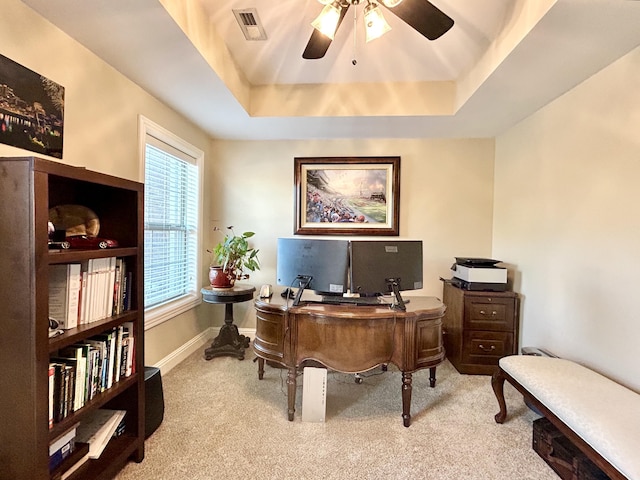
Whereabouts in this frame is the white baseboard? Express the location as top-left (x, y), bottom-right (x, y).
top-left (152, 327), bottom-right (257, 376)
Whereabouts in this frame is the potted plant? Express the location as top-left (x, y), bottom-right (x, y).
top-left (208, 226), bottom-right (260, 288)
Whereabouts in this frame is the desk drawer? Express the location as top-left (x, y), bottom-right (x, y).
top-left (461, 330), bottom-right (514, 365)
top-left (464, 296), bottom-right (515, 331)
top-left (254, 310), bottom-right (286, 362)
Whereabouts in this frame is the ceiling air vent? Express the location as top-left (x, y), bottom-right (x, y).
top-left (233, 8), bottom-right (268, 41)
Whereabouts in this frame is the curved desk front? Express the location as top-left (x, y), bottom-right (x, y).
top-left (253, 296), bottom-right (446, 427)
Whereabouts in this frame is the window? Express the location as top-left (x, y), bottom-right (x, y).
top-left (139, 116), bottom-right (203, 329)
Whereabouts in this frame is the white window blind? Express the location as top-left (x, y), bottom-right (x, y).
top-left (144, 134), bottom-right (199, 315)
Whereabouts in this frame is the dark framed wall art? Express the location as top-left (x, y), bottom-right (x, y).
top-left (294, 156), bottom-right (400, 236)
top-left (0, 53), bottom-right (64, 158)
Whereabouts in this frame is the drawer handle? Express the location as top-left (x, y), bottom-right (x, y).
top-left (478, 344), bottom-right (496, 352)
top-left (479, 310), bottom-right (498, 316)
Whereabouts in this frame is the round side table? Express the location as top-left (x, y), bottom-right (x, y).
top-left (201, 284), bottom-right (256, 360)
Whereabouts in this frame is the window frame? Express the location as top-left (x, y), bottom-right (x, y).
top-left (138, 115), bottom-right (204, 330)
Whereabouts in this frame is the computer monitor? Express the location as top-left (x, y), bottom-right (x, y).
top-left (276, 238), bottom-right (349, 305)
top-left (349, 240), bottom-right (423, 310)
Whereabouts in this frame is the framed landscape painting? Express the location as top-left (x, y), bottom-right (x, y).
top-left (294, 156), bottom-right (400, 236)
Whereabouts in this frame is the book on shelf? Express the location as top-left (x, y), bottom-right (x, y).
top-left (58, 443), bottom-right (90, 480)
top-left (119, 330), bottom-right (130, 379)
top-left (59, 344), bottom-right (94, 410)
top-left (75, 409), bottom-right (126, 460)
top-left (49, 263), bottom-right (81, 329)
top-left (122, 321), bottom-right (136, 376)
top-left (84, 335), bottom-right (110, 393)
top-left (113, 324), bottom-right (124, 383)
top-left (78, 259), bottom-right (90, 325)
top-left (77, 257), bottom-right (130, 325)
top-left (49, 424), bottom-right (78, 471)
top-left (49, 364), bottom-right (55, 429)
top-left (50, 357), bottom-right (77, 416)
top-left (50, 363), bottom-right (65, 424)
top-left (113, 258), bottom-right (124, 315)
top-left (86, 326), bottom-right (127, 391)
top-left (49, 324), bottom-right (135, 427)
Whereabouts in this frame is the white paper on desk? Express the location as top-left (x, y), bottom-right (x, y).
top-left (75, 409), bottom-right (126, 459)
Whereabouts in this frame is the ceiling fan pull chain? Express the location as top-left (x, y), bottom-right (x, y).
top-left (352, 3), bottom-right (358, 65)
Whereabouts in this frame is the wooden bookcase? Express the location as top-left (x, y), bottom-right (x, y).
top-left (0, 157), bottom-right (145, 480)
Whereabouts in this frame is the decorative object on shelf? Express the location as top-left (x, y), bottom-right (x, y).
top-left (47, 220), bottom-right (70, 249)
top-left (294, 156), bottom-right (400, 236)
top-left (208, 226), bottom-right (260, 288)
top-left (66, 235), bottom-right (118, 249)
top-left (48, 204), bottom-right (118, 249)
top-left (49, 204), bottom-right (100, 236)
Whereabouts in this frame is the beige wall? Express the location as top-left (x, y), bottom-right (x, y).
top-left (0, 0), bottom-right (212, 366)
top-left (494, 46), bottom-right (640, 391)
top-left (209, 138), bottom-right (496, 328)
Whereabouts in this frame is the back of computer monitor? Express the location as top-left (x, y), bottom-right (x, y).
top-left (276, 238), bottom-right (349, 294)
top-left (350, 240), bottom-right (423, 296)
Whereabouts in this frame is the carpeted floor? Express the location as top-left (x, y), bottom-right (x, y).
top-left (116, 349), bottom-right (557, 480)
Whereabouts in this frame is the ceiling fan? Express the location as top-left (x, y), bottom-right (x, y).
top-left (303, 0), bottom-right (454, 60)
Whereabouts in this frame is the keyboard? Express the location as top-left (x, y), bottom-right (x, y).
top-left (320, 295), bottom-right (381, 306)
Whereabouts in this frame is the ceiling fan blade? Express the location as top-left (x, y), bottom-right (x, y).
top-left (382, 0), bottom-right (454, 40)
top-left (302, 4), bottom-right (350, 59)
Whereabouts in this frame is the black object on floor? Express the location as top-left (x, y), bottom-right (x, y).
top-left (145, 366), bottom-right (164, 438)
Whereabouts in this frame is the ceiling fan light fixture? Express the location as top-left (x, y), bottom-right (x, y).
top-left (311, 2), bottom-right (343, 40)
top-left (364, 2), bottom-right (391, 42)
top-left (316, 0), bottom-right (335, 4)
top-left (381, 0), bottom-right (403, 7)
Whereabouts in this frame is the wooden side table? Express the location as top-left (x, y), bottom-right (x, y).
top-left (201, 284), bottom-right (256, 360)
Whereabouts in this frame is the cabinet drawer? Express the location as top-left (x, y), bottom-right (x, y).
top-left (461, 331), bottom-right (514, 365)
top-left (464, 297), bottom-right (515, 331)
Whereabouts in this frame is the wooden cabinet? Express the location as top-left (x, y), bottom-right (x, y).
top-left (441, 281), bottom-right (519, 375)
top-left (0, 157), bottom-right (144, 480)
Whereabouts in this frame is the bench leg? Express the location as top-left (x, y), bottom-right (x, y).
top-left (492, 368), bottom-right (508, 424)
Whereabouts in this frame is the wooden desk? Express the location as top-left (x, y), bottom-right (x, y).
top-left (253, 295), bottom-right (446, 427)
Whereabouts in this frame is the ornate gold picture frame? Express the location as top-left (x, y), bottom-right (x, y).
top-left (294, 156), bottom-right (400, 236)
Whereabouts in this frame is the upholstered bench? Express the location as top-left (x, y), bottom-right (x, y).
top-left (492, 355), bottom-right (640, 480)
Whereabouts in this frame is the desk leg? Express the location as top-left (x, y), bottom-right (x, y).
top-left (287, 367), bottom-right (297, 421)
top-left (401, 372), bottom-right (413, 427)
top-left (204, 303), bottom-right (251, 361)
top-left (257, 357), bottom-right (265, 380)
top-left (429, 366), bottom-right (437, 387)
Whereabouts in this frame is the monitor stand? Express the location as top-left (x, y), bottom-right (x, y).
top-left (386, 278), bottom-right (407, 311)
top-left (292, 275), bottom-right (312, 306)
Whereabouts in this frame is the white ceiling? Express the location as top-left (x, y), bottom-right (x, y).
top-left (21, 0), bottom-right (640, 140)
top-left (201, 0), bottom-right (512, 85)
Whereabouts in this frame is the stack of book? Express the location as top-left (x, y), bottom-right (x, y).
top-left (49, 324), bottom-right (135, 427)
top-left (49, 424), bottom-right (78, 471)
top-left (48, 257), bottom-right (133, 330)
top-left (48, 408), bottom-right (126, 480)
top-left (75, 409), bottom-right (127, 460)
top-left (49, 423), bottom-right (90, 480)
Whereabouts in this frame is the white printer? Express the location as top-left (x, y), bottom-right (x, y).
top-left (450, 257), bottom-right (507, 291)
